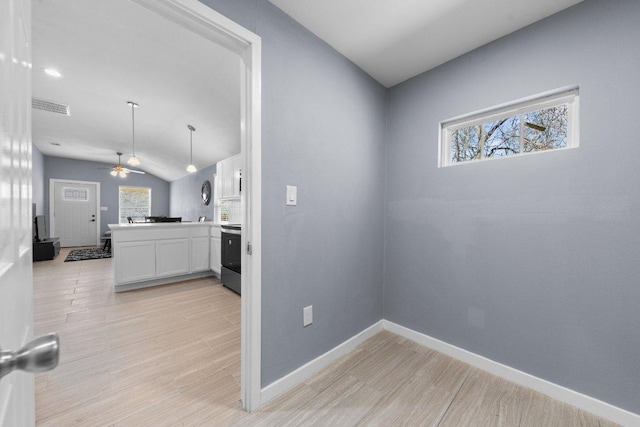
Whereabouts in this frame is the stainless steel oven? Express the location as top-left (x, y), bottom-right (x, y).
top-left (221, 224), bottom-right (241, 295)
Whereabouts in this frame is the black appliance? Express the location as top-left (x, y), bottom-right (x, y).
top-left (33, 214), bottom-right (60, 261)
top-left (33, 238), bottom-right (60, 261)
top-left (221, 224), bottom-right (241, 295)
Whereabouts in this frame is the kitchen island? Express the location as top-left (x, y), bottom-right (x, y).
top-left (109, 222), bottom-right (216, 292)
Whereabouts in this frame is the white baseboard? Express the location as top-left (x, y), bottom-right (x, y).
top-left (257, 318), bottom-right (638, 425)
top-left (260, 320), bottom-right (384, 405)
top-left (113, 271), bottom-right (215, 292)
top-left (383, 320), bottom-right (640, 427)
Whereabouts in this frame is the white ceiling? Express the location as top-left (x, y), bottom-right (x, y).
top-left (33, 0), bottom-right (583, 181)
top-left (32, 0), bottom-right (241, 182)
top-left (268, 0), bottom-right (583, 88)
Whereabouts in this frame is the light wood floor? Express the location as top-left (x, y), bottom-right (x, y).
top-left (34, 248), bottom-right (617, 426)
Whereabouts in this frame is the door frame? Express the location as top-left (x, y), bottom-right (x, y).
top-left (130, 0), bottom-right (262, 411)
top-left (49, 178), bottom-right (101, 246)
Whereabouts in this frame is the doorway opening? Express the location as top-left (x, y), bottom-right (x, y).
top-left (33, 0), bottom-right (262, 414)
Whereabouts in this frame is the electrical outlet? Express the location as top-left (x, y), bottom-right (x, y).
top-left (303, 305), bottom-right (313, 327)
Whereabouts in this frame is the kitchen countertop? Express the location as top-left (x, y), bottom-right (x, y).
top-left (108, 221), bottom-right (215, 230)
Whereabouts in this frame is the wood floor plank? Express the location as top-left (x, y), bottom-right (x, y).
top-left (305, 347), bottom-right (371, 393)
top-left (356, 379), bottom-right (454, 426)
top-left (278, 374), bottom-right (385, 427)
top-left (34, 248), bottom-right (619, 427)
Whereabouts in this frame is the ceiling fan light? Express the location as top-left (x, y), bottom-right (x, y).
top-left (127, 155), bottom-right (140, 166)
top-left (119, 171), bottom-right (127, 178)
top-left (110, 170), bottom-right (118, 176)
top-left (186, 164), bottom-right (197, 173)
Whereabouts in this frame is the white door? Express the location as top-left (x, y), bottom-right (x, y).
top-left (0, 0), bottom-right (36, 424)
top-left (52, 181), bottom-right (98, 247)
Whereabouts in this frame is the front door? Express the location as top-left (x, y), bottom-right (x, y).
top-left (52, 181), bottom-right (98, 247)
top-left (0, 0), bottom-right (36, 424)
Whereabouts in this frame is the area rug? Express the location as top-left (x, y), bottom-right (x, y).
top-left (64, 248), bottom-right (112, 262)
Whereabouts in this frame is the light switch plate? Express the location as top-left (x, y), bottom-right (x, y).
top-left (286, 185), bottom-right (297, 206)
top-left (303, 305), bottom-right (313, 327)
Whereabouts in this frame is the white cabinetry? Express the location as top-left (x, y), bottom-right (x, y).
top-left (232, 155), bottom-right (242, 197)
top-left (110, 223), bottom-right (213, 291)
top-left (214, 171), bottom-right (222, 203)
top-left (156, 239), bottom-right (189, 277)
top-left (190, 226), bottom-right (211, 273)
top-left (217, 154), bottom-right (242, 199)
top-left (210, 225), bottom-right (221, 276)
top-left (221, 158), bottom-right (234, 198)
top-left (116, 241), bottom-right (156, 283)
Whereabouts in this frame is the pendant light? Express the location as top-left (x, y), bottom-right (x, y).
top-left (127, 101), bottom-right (141, 166)
top-left (186, 124), bottom-right (197, 173)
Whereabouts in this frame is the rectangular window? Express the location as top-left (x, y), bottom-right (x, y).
top-left (439, 86), bottom-right (579, 167)
top-left (119, 186), bottom-right (151, 223)
top-left (62, 187), bottom-right (88, 201)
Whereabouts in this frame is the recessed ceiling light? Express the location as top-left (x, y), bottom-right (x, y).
top-left (43, 68), bottom-right (62, 78)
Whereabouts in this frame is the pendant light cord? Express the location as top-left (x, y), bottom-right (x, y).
top-left (127, 101), bottom-right (139, 166)
top-left (131, 103), bottom-right (136, 156)
top-left (186, 125), bottom-right (196, 173)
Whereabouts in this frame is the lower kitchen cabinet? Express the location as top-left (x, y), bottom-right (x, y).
top-left (115, 241), bottom-right (156, 283)
top-left (191, 236), bottom-right (211, 273)
top-left (210, 225), bottom-right (221, 276)
top-left (110, 223), bottom-right (213, 291)
top-left (210, 236), bottom-right (221, 276)
top-left (156, 239), bottom-right (190, 277)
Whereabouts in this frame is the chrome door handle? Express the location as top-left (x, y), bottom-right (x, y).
top-left (0, 333), bottom-right (60, 380)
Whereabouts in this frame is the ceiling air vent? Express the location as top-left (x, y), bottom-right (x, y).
top-left (32, 98), bottom-right (70, 116)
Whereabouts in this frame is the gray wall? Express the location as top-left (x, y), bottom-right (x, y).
top-left (170, 163), bottom-right (216, 222)
top-left (32, 145), bottom-right (45, 215)
top-left (199, 0), bottom-right (387, 386)
top-left (385, 0), bottom-right (640, 414)
top-left (27, 0), bottom-right (638, 414)
top-left (44, 155), bottom-right (170, 236)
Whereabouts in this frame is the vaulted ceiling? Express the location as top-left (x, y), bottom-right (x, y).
top-left (32, 0), bottom-right (583, 182)
top-left (268, 0), bottom-right (583, 87)
top-left (32, 0), bottom-right (241, 182)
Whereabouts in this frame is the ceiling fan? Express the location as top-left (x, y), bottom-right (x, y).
top-left (99, 152), bottom-right (146, 177)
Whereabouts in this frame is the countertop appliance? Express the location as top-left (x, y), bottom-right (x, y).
top-left (221, 224), bottom-right (241, 295)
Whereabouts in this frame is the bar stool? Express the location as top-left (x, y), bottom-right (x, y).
top-left (102, 231), bottom-right (112, 252)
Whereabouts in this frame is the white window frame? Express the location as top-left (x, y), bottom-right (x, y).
top-left (118, 186), bottom-right (152, 223)
top-left (62, 187), bottom-right (89, 201)
top-left (439, 85), bottom-right (580, 167)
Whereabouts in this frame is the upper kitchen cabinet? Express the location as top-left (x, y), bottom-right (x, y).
top-left (233, 155), bottom-right (242, 197)
top-left (217, 154), bottom-right (242, 199)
